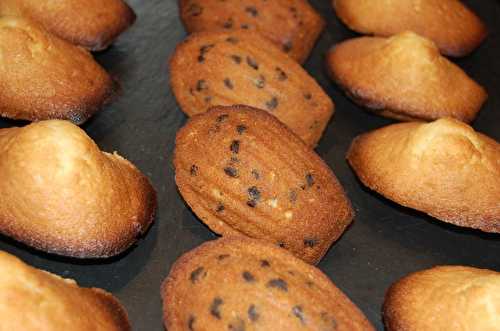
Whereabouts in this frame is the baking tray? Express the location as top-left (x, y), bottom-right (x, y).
top-left (0, 0), bottom-right (498, 330)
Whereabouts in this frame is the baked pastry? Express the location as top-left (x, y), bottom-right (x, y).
top-left (0, 16), bottom-right (115, 124)
top-left (162, 237), bottom-right (375, 331)
top-left (326, 32), bottom-right (487, 123)
top-left (0, 250), bottom-right (130, 330)
top-left (174, 106), bottom-right (353, 264)
top-left (0, 0), bottom-right (136, 51)
top-left (333, 0), bottom-right (487, 57)
top-left (180, 0), bottom-right (325, 63)
top-left (170, 29), bottom-right (334, 147)
top-left (347, 118), bottom-right (500, 233)
top-left (383, 266), bottom-right (500, 331)
top-left (0, 120), bottom-right (157, 258)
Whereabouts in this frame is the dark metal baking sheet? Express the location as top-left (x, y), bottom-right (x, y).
top-left (0, 1), bottom-right (499, 330)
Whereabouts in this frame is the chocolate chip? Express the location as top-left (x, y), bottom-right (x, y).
top-left (242, 271), bottom-right (256, 283)
top-left (190, 165), bottom-right (198, 176)
top-left (283, 40), bottom-right (293, 53)
top-left (292, 306), bottom-right (305, 324)
top-left (247, 186), bottom-right (261, 207)
top-left (210, 297), bottom-right (223, 319)
top-left (265, 97), bottom-right (278, 110)
top-left (230, 55), bottom-right (242, 64)
top-left (248, 305), bottom-right (259, 322)
top-left (204, 95), bottom-right (212, 103)
top-left (216, 203), bottom-right (225, 213)
top-left (188, 315), bottom-right (196, 331)
top-left (304, 92), bottom-right (312, 100)
top-left (187, 3), bottom-right (203, 16)
top-left (251, 170), bottom-right (260, 180)
top-left (217, 254), bottom-right (230, 261)
top-left (217, 114), bottom-right (229, 122)
top-left (228, 318), bottom-right (245, 331)
top-left (246, 57), bottom-right (259, 70)
top-left (223, 18), bottom-right (234, 29)
top-left (196, 79), bottom-right (207, 91)
top-left (306, 173), bottom-right (315, 187)
top-left (224, 167), bottom-right (239, 178)
top-left (245, 6), bottom-right (258, 17)
top-left (226, 36), bottom-right (239, 44)
top-left (198, 44), bottom-right (215, 62)
top-left (230, 156), bottom-right (239, 163)
top-left (230, 140), bottom-right (240, 154)
top-left (267, 278), bottom-right (288, 292)
top-left (236, 125), bottom-right (247, 134)
top-left (304, 238), bottom-right (318, 247)
top-left (306, 280), bottom-right (315, 288)
top-left (321, 312), bottom-right (338, 329)
top-left (224, 78), bottom-right (234, 89)
top-left (289, 190), bottom-right (297, 203)
top-left (190, 267), bottom-right (206, 283)
top-left (275, 67), bottom-right (287, 81)
top-left (260, 259), bottom-right (270, 268)
top-left (241, 24), bottom-right (250, 29)
top-left (278, 242), bottom-right (286, 248)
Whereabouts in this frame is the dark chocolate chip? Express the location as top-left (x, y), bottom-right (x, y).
top-left (251, 169), bottom-right (260, 180)
top-left (304, 238), bottom-right (318, 248)
top-left (224, 78), bottom-right (234, 89)
top-left (188, 315), bottom-right (196, 331)
top-left (190, 267), bottom-right (206, 283)
top-left (289, 190), bottom-right (297, 203)
top-left (321, 312), bottom-right (338, 329)
top-left (265, 97), bottom-right (278, 110)
top-left (283, 40), bottom-right (293, 53)
top-left (226, 36), bottom-right (239, 44)
top-left (292, 306), bottom-right (305, 324)
top-left (247, 186), bottom-right (261, 207)
top-left (230, 140), bottom-right (240, 154)
top-left (230, 55), bottom-right (242, 64)
top-left (242, 271), bottom-right (256, 283)
top-left (187, 3), bottom-right (203, 16)
top-left (248, 304), bottom-right (259, 322)
top-left (304, 92), bottom-right (312, 100)
top-left (196, 79), bottom-right (208, 91)
top-left (217, 114), bottom-right (229, 122)
top-left (210, 297), bottom-right (224, 319)
top-left (230, 156), bottom-right (239, 163)
top-left (275, 67), bottom-right (288, 81)
top-left (245, 6), bottom-right (258, 17)
top-left (260, 259), bottom-right (270, 268)
top-left (254, 75), bottom-right (266, 89)
top-left (246, 57), bottom-right (259, 70)
top-left (217, 254), bottom-right (230, 261)
top-left (224, 167), bottom-right (239, 178)
top-left (223, 18), bottom-right (234, 29)
top-left (200, 44), bottom-right (214, 55)
top-left (306, 173), bottom-right (315, 187)
top-left (267, 278), bottom-right (288, 292)
top-left (216, 203), bottom-right (225, 213)
top-left (236, 125), bottom-right (247, 134)
top-left (241, 23), bottom-right (250, 29)
top-left (306, 280), bottom-right (315, 288)
top-left (278, 242), bottom-right (286, 248)
top-left (190, 165), bottom-right (199, 176)
top-left (289, 6), bottom-right (297, 13)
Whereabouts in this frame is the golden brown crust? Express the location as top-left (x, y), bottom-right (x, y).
top-left (0, 17), bottom-right (116, 124)
top-left (333, 0), bottom-right (487, 57)
top-left (162, 237), bottom-right (375, 331)
top-left (326, 32), bottom-right (487, 123)
top-left (383, 266), bottom-right (500, 331)
top-left (347, 118), bottom-right (500, 232)
top-left (174, 106), bottom-right (353, 264)
top-left (170, 29), bottom-right (334, 147)
top-left (0, 250), bottom-right (131, 330)
top-left (0, 120), bottom-right (157, 258)
top-left (179, 0), bottom-right (325, 63)
top-left (0, 0), bottom-right (136, 51)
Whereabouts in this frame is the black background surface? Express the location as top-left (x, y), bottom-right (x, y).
top-left (0, 1), bottom-right (499, 330)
